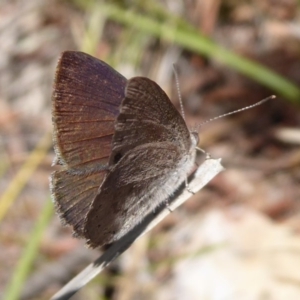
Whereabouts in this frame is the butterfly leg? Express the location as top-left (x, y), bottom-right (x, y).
top-left (185, 147), bottom-right (211, 195)
top-left (185, 177), bottom-right (195, 195)
top-left (166, 202), bottom-right (173, 212)
top-left (196, 147), bottom-right (211, 160)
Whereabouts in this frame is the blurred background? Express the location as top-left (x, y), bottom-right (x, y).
top-left (0, 0), bottom-right (300, 299)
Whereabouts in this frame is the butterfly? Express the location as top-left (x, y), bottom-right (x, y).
top-left (51, 51), bottom-right (200, 248)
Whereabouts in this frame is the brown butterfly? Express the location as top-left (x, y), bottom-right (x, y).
top-left (50, 51), bottom-right (198, 248)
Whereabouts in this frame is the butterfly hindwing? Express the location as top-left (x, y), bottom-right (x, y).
top-left (109, 77), bottom-right (192, 166)
top-left (84, 77), bottom-right (196, 247)
top-left (84, 142), bottom-right (185, 247)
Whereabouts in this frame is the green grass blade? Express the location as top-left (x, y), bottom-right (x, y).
top-left (4, 198), bottom-right (54, 300)
top-left (99, 3), bottom-right (300, 103)
top-left (0, 132), bottom-right (52, 221)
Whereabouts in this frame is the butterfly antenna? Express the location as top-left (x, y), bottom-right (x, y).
top-left (173, 64), bottom-right (186, 121)
top-left (195, 95), bottom-right (276, 131)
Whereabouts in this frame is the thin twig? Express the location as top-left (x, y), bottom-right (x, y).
top-left (51, 158), bottom-right (224, 300)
